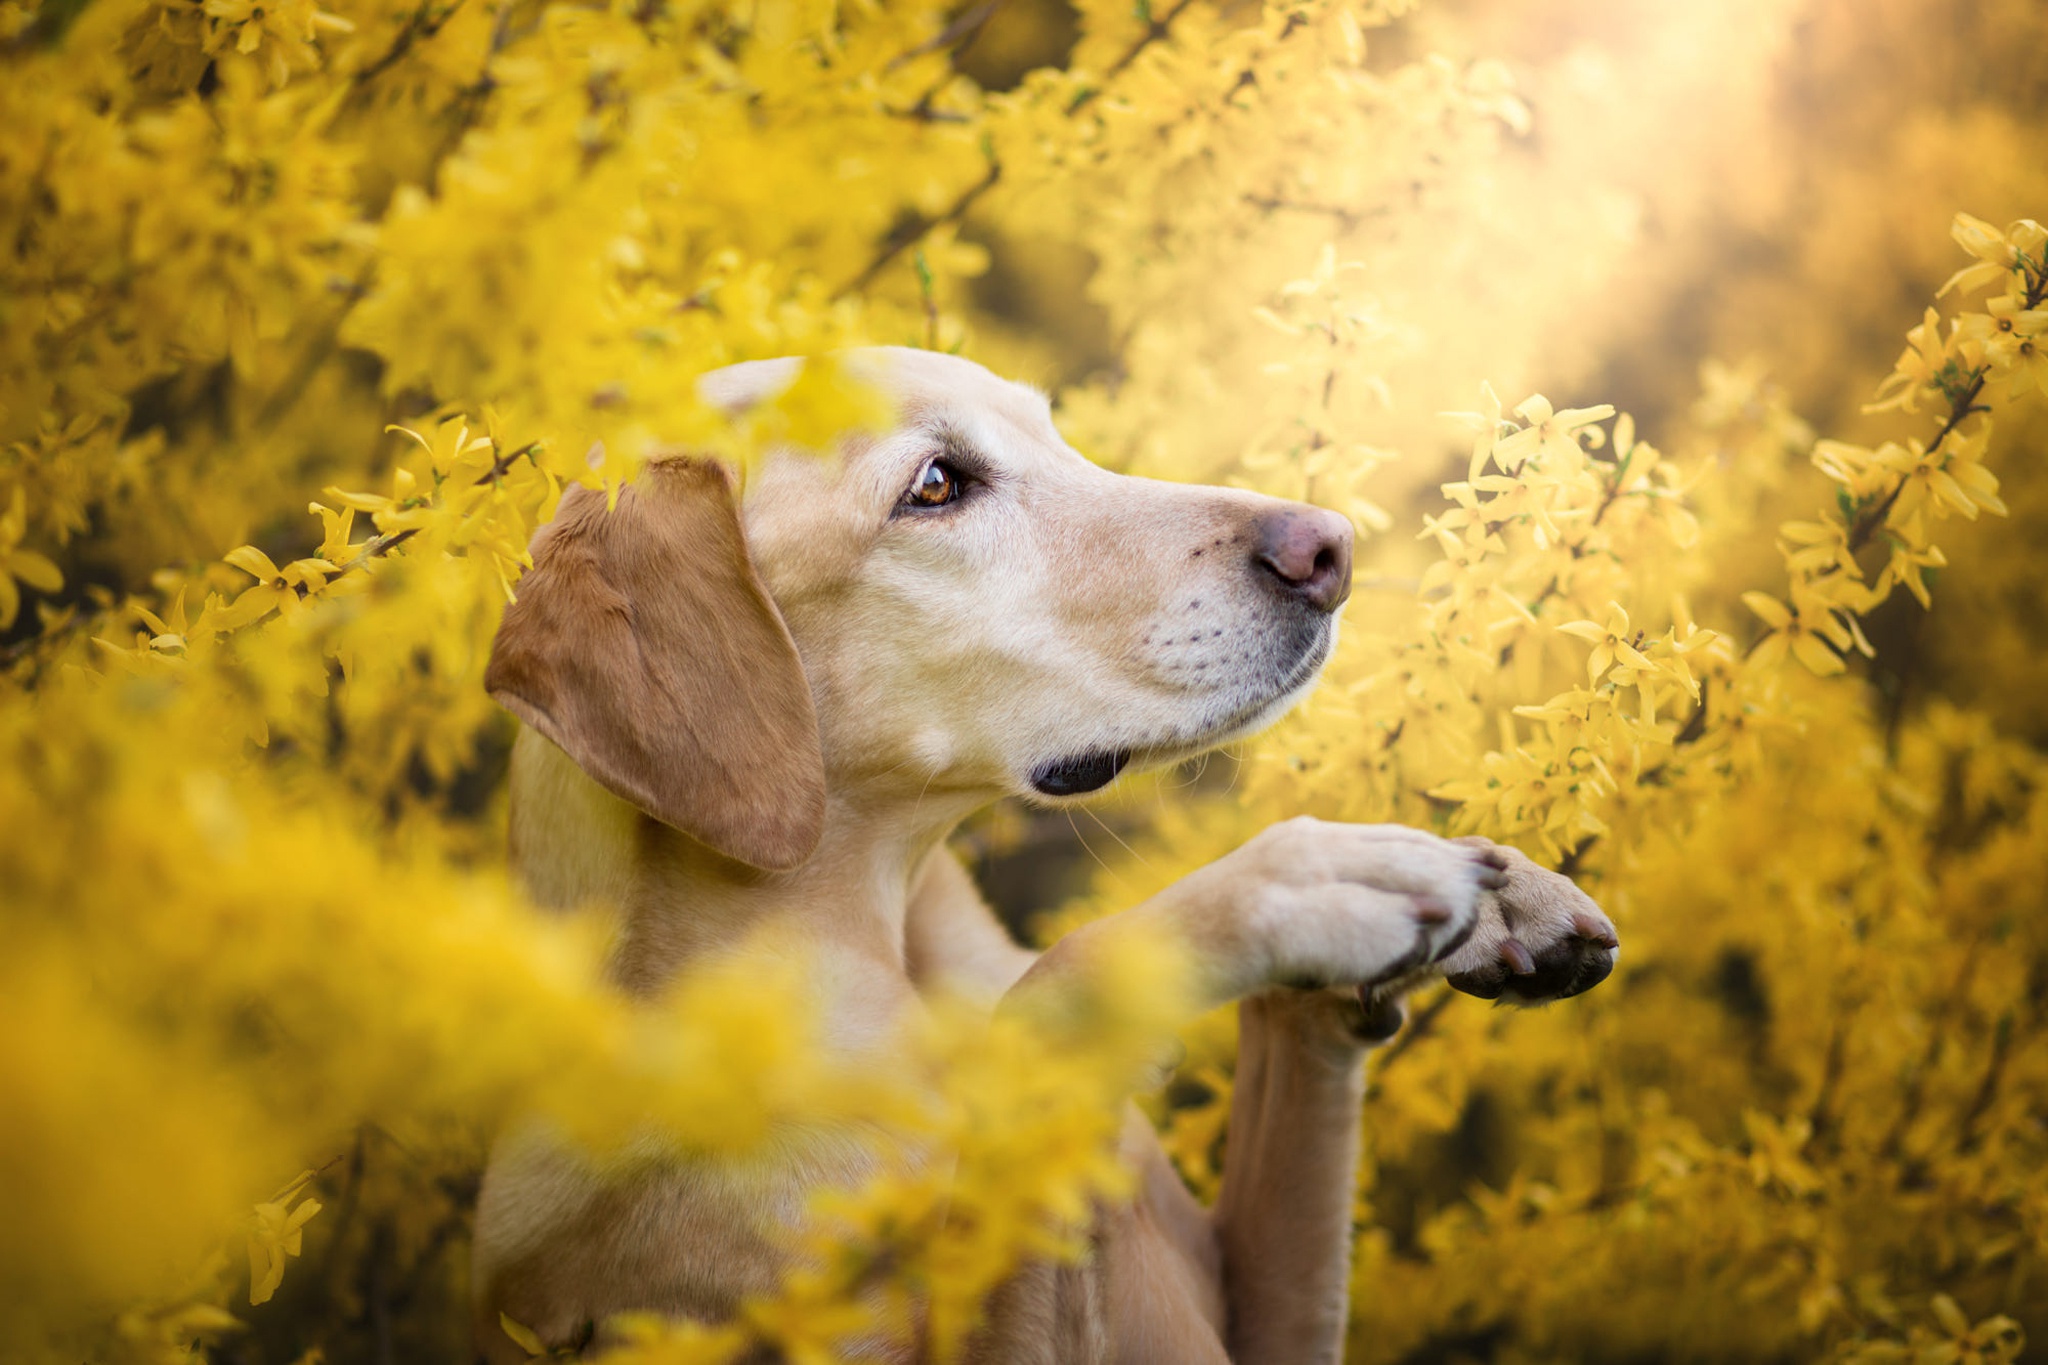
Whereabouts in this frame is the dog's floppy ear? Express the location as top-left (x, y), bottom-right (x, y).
top-left (485, 457), bottom-right (826, 871)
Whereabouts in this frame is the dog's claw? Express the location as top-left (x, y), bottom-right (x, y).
top-left (1571, 911), bottom-right (1619, 950)
top-left (1412, 895), bottom-right (1453, 925)
top-left (1350, 987), bottom-right (1406, 1041)
top-left (1500, 937), bottom-right (1537, 976)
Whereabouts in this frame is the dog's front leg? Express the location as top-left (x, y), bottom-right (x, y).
top-left (1210, 837), bottom-right (1623, 1364)
top-left (994, 820), bottom-right (1499, 1361)
top-left (1212, 986), bottom-right (1393, 1365)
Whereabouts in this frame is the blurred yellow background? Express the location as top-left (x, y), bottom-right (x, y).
top-left (3, 0), bottom-right (2045, 1360)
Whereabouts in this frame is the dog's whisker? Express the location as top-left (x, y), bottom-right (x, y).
top-left (910, 759), bottom-right (941, 829)
top-left (1219, 743), bottom-right (1246, 796)
top-left (1065, 807), bottom-right (1127, 890)
top-left (1083, 804), bottom-right (1153, 870)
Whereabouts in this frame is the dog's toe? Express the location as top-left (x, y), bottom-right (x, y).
top-left (1494, 935), bottom-right (1616, 1005)
top-left (1445, 912), bottom-right (1618, 1005)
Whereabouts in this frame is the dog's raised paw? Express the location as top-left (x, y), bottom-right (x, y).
top-left (1439, 838), bottom-right (1619, 1005)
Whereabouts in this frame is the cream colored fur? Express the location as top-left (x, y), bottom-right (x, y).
top-left (472, 348), bottom-right (1618, 1363)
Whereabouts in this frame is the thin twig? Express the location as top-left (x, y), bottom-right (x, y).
top-left (1801, 1019), bottom-right (1848, 1155)
top-left (843, 0), bottom-right (1207, 293)
top-left (1066, 0), bottom-right (1202, 114)
top-left (351, 0), bottom-right (469, 88)
top-left (839, 156), bottom-right (1002, 297)
top-left (890, 0), bottom-right (1006, 68)
top-left (1846, 370), bottom-right (1986, 554)
top-left (1955, 1013), bottom-right (2014, 1156)
top-left (1878, 947), bottom-right (1976, 1165)
top-left (1240, 194), bottom-right (1382, 230)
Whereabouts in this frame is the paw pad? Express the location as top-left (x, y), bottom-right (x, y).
top-left (1447, 929), bottom-right (1615, 1003)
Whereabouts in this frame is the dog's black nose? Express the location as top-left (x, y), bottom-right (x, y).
top-left (1253, 507), bottom-right (1353, 613)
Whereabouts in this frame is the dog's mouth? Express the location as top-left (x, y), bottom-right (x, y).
top-left (1199, 628), bottom-right (1331, 736)
top-left (1025, 626), bottom-right (1334, 800)
top-left (1029, 749), bottom-right (1132, 797)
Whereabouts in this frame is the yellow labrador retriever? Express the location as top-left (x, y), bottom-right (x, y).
top-left (473, 348), bottom-right (1617, 1363)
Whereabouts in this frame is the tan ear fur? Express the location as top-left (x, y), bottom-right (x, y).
top-left (485, 458), bottom-right (826, 872)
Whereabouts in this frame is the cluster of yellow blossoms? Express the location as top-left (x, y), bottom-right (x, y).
top-left (5, 0), bottom-right (2048, 1358)
top-left (1751, 217), bottom-right (2044, 675)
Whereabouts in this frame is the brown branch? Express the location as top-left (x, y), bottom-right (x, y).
top-left (477, 439), bottom-right (541, 485)
top-left (1846, 369), bottom-right (1987, 554)
top-left (888, 0), bottom-right (1006, 71)
top-left (351, 0), bottom-right (469, 88)
top-left (297, 437), bottom-right (538, 595)
top-left (1670, 680), bottom-right (1710, 746)
top-left (838, 155), bottom-right (1002, 297)
top-left (883, 103), bottom-right (975, 124)
top-left (1240, 195), bottom-right (1383, 230)
top-left (2, 435), bottom-right (537, 673)
top-left (323, 528), bottom-right (417, 586)
top-left (1554, 835), bottom-right (1598, 880)
top-left (885, 4), bottom-right (1003, 122)
top-left (1801, 1019), bottom-right (1848, 1155)
top-left (1066, 0), bottom-right (1203, 115)
top-left (842, 0), bottom-right (1213, 293)
top-left (1955, 1012), bottom-right (2014, 1156)
top-left (253, 269), bottom-right (375, 432)
top-left (1878, 947), bottom-right (1977, 1165)
top-left (2023, 251), bottom-right (2048, 310)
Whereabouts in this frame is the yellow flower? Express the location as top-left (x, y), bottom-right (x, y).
top-left (1490, 394), bottom-right (1616, 475)
top-left (756, 355), bottom-right (897, 456)
top-left (1557, 602), bottom-right (1651, 683)
top-left (1742, 585), bottom-right (1851, 676)
top-left (1939, 213), bottom-right (2019, 296)
top-left (1879, 431), bottom-right (2006, 538)
top-left (248, 1170), bottom-right (323, 1306)
top-left (498, 1313), bottom-right (548, 1356)
top-left (1443, 382), bottom-right (1506, 483)
top-left (1417, 481), bottom-right (1506, 564)
top-left (1937, 213), bottom-right (2044, 298)
top-left (200, 0), bottom-right (353, 86)
top-left (1778, 516), bottom-right (1856, 580)
top-left (307, 501), bottom-right (358, 563)
top-left (1811, 439), bottom-right (1891, 499)
top-left (0, 487), bottom-right (64, 631)
top-left (204, 546), bottom-right (339, 631)
top-left (1741, 1109), bottom-right (1823, 1197)
top-left (1960, 296), bottom-right (2048, 398)
top-left (1645, 620), bottom-right (1716, 700)
top-left (1881, 538), bottom-right (1948, 610)
top-left (1924, 1296), bottom-right (2025, 1363)
top-left (1866, 308), bottom-right (1952, 415)
top-left (92, 588), bottom-right (203, 674)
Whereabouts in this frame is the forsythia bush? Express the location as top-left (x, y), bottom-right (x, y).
top-left (3, 0), bottom-right (2045, 1360)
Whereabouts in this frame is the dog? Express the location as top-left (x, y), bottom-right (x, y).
top-left (472, 347), bottom-right (1619, 1363)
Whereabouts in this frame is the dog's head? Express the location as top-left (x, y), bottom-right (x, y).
top-left (486, 348), bottom-right (1352, 871)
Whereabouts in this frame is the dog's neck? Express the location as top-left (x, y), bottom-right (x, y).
top-left (510, 727), bottom-right (972, 1044)
top-left (612, 797), bottom-right (952, 985)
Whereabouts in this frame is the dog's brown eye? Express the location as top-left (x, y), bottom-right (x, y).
top-left (904, 460), bottom-right (960, 508)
